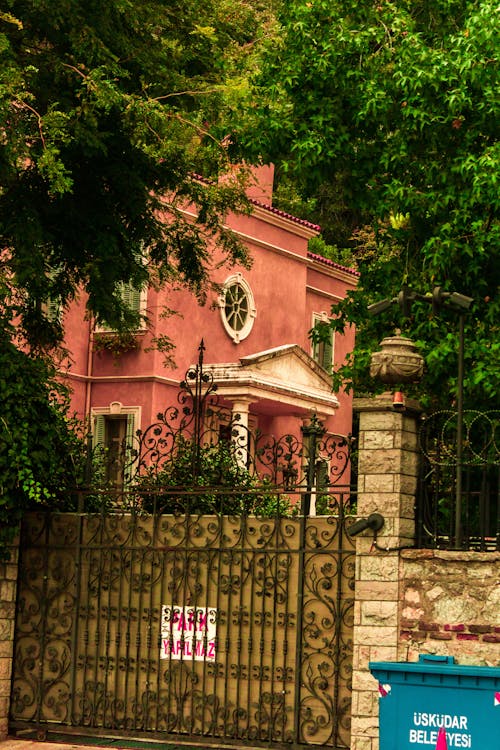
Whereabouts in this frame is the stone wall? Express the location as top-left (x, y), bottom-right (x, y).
top-left (350, 395), bottom-right (422, 750)
top-left (400, 549), bottom-right (500, 665)
top-left (349, 395), bottom-right (500, 750)
top-left (0, 544), bottom-right (18, 740)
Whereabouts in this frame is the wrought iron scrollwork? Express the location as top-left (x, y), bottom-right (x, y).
top-left (12, 512), bottom-right (355, 747)
top-left (132, 339), bottom-right (220, 479)
top-left (86, 342), bottom-right (352, 514)
top-left (417, 410), bottom-right (500, 550)
top-left (11, 342), bottom-right (356, 747)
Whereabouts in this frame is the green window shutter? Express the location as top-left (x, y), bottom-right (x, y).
top-left (124, 413), bottom-right (136, 484)
top-left (125, 414), bottom-right (135, 445)
top-left (98, 283), bottom-right (143, 331)
top-left (46, 296), bottom-right (62, 322)
top-left (312, 315), bottom-right (334, 372)
top-left (321, 332), bottom-right (334, 371)
top-left (92, 414), bottom-right (107, 474)
top-left (120, 282), bottom-right (142, 315)
top-left (93, 414), bottom-right (106, 449)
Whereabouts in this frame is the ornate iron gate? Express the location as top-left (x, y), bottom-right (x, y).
top-left (10, 506), bottom-right (355, 748)
top-left (10, 343), bottom-right (356, 747)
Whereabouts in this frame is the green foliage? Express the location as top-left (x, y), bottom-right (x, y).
top-left (233, 0), bottom-right (500, 409)
top-left (132, 438), bottom-right (294, 516)
top-left (308, 235), bottom-right (356, 269)
top-left (271, 170), bottom-right (318, 220)
top-left (0, 334), bottom-right (88, 556)
top-left (0, 0), bottom-right (275, 542)
top-left (93, 330), bottom-right (141, 358)
top-left (0, 0), bottom-right (276, 349)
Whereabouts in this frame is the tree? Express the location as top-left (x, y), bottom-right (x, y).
top-left (0, 0), bottom-right (275, 543)
top-left (232, 0), bottom-right (500, 409)
top-left (0, 0), bottom-right (278, 348)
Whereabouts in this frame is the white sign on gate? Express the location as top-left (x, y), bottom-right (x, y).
top-left (160, 605), bottom-right (217, 661)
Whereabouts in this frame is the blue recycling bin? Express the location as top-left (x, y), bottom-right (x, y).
top-left (370, 654), bottom-right (500, 749)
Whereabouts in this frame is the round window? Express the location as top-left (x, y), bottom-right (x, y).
top-left (219, 274), bottom-right (256, 343)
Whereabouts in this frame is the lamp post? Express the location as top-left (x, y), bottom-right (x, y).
top-left (454, 311), bottom-right (466, 547)
top-left (301, 414), bottom-right (325, 516)
top-left (368, 286), bottom-right (473, 549)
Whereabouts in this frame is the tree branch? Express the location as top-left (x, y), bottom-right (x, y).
top-left (11, 99), bottom-right (45, 148)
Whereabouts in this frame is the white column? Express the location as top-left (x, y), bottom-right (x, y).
top-left (230, 398), bottom-right (254, 468)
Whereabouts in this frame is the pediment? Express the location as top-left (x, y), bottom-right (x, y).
top-left (239, 345), bottom-right (333, 391)
top-left (205, 344), bottom-right (338, 415)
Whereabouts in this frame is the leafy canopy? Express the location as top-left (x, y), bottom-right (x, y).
top-left (0, 0), bottom-right (276, 348)
top-left (0, 0), bottom-right (274, 545)
top-left (232, 0), bottom-right (500, 408)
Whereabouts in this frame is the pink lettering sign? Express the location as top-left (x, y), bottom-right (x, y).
top-left (161, 606), bottom-right (217, 662)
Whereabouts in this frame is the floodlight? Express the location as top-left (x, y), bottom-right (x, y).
top-left (448, 292), bottom-right (473, 311)
top-left (367, 298), bottom-right (394, 316)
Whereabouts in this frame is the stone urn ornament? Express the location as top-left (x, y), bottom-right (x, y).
top-left (370, 333), bottom-right (424, 385)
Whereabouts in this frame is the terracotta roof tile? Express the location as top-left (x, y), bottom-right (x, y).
top-left (307, 251), bottom-right (360, 277)
top-left (191, 173), bottom-right (322, 230)
top-left (250, 198), bottom-right (321, 231)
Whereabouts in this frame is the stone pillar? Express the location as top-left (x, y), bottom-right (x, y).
top-left (350, 394), bottom-right (422, 750)
top-left (0, 542), bottom-right (19, 740)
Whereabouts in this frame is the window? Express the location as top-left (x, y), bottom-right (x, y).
top-left (205, 407), bottom-right (258, 469)
top-left (96, 281), bottom-right (148, 332)
top-left (42, 267), bottom-right (63, 323)
top-left (44, 295), bottom-right (62, 323)
top-left (312, 312), bottom-right (334, 371)
top-left (92, 403), bottom-right (140, 486)
top-left (219, 273), bottom-right (256, 343)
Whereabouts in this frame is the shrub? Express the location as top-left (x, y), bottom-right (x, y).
top-left (131, 438), bottom-right (294, 516)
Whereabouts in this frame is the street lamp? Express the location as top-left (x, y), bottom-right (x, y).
top-left (368, 286), bottom-right (473, 548)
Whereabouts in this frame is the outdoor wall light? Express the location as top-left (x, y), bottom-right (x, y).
top-left (347, 512), bottom-right (385, 537)
top-left (432, 286), bottom-right (473, 314)
top-left (368, 285), bottom-right (473, 318)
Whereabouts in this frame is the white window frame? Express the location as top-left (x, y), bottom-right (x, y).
top-left (219, 273), bottom-right (256, 343)
top-left (91, 402), bottom-right (141, 485)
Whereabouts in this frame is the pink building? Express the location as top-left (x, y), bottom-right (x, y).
top-left (60, 166), bottom-right (358, 481)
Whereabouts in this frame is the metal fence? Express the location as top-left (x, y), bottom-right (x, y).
top-left (416, 410), bottom-right (500, 551)
top-left (84, 341), bottom-right (352, 512)
top-left (10, 499), bottom-right (356, 748)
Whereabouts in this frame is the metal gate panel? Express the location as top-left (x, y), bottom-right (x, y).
top-left (10, 510), bottom-right (354, 748)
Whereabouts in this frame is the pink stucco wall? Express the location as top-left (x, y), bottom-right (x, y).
top-left (60, 167), bottom-right (358, 444)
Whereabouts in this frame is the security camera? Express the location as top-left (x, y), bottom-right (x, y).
top-left (348, 513), bottom-right (385, 537)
